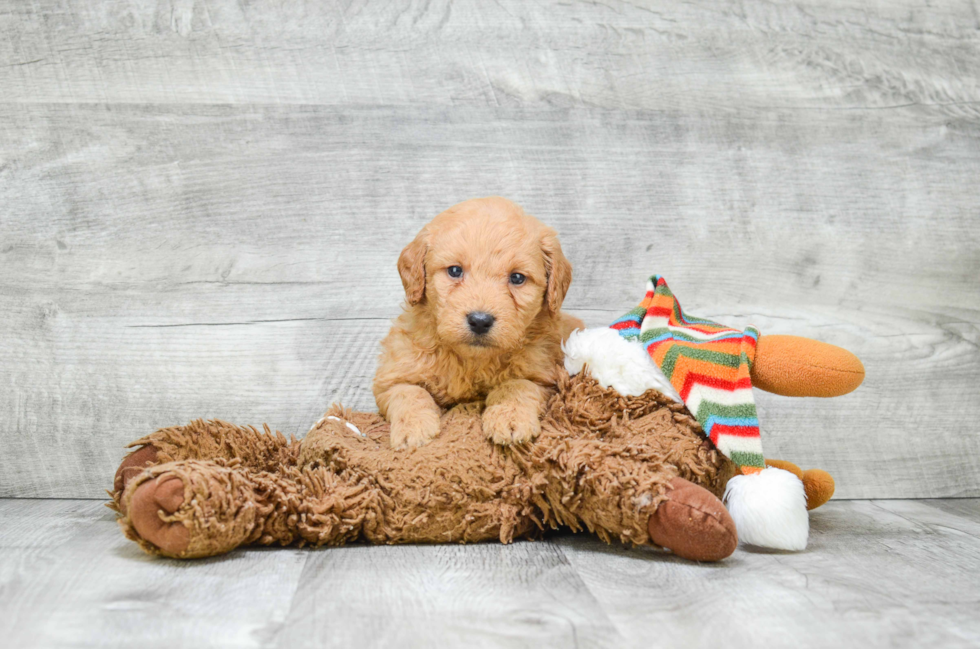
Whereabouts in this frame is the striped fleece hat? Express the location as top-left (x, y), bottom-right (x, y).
top-left (610, 275), bottom-right (765, 476)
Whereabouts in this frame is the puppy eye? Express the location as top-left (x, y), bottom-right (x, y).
top-left (509, 272), bottom-right (526, 286)
top-left (447, 265), bottom-right (463, 278)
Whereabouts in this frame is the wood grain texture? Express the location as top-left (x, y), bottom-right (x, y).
top-left (2, 498), bottom-right (979, 648)
top-left (0, 500), bottom-right (309, 648)
top-left (556, 499), bottom-right (980, 649)
top-left (1, 0), bottom-right (978, 498)
top-left (1, 0), bottom-right (978, 111)
top-left (276, 543), bottom-right (624, 649)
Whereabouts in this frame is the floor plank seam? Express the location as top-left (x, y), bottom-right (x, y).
top-left (548, 539), bottom-right (632, 647)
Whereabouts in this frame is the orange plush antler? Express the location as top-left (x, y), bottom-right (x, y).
top-left (751, 335), bottom-right (865, 398)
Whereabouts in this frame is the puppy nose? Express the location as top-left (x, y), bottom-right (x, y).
top-left (466, 311), bottom-right (495, 335)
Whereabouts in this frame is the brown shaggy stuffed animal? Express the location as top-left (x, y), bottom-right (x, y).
top-left (112, 328), bottom-right (855, 562)
top-left (112, 369), bottom-right (745, 561)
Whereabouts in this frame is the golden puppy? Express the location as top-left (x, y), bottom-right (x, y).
top-left (373, 197), bottom-right (584, 449)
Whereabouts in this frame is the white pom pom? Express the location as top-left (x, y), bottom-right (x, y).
top-left (724, 467), bottom-right (809, 551)
top-left (562, 328), bottom-right (682, 401)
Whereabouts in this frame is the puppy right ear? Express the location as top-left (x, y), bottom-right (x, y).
top-left (397, 234), bottom-right (427, 306)
top-left (541, 227), bottom-right (572, 314)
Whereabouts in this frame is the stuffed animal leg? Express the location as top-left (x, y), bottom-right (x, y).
top-left (111, 417), bottom-right (382, 557)
top-left (118, 459), bottom-right (368, 558)
top-left (112, 418), bottom-right (301, 514)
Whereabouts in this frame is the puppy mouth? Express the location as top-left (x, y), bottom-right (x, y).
top-left (467, 337), bottom-right (495, 348)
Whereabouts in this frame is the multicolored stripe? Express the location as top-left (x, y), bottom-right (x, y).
top-left (611, 276), bottom-right (765, 473)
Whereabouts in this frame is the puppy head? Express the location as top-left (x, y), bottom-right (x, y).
top-left (398, 197), bottom-right (572, 354)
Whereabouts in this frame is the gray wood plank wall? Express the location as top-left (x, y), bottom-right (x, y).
top-left (1, 0), bottom-right (978, 499)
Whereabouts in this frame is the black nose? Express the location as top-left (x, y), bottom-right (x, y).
top-left (466, 311), bottom-right (495, 335)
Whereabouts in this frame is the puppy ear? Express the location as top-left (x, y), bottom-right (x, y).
top-left (541, 228), bottom-right (572, 314)
top-left (397, 233), bottom-right (428, 306)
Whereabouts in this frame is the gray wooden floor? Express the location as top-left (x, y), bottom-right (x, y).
top-left (2, 497), bottom-right (979, 648)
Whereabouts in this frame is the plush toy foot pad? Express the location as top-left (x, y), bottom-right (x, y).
top-left (648, 477), bottom-right (738, 561)
top-left (129, 475), bottom-right (190, 556)
top-left (113, 444), bottom-right (159, 508)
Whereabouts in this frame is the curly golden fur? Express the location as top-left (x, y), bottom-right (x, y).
top-left (373, 197), bottom-right (584, 449)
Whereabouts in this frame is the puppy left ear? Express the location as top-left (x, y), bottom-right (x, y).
top-left (541, 228), bottom-right (572, 314)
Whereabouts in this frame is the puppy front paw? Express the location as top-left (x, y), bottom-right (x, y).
top-left (389, 409), bottom-right (441, 449)
top-left (482, 404), bottom-right (541, 445)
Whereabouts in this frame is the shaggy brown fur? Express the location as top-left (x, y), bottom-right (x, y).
top-left (111, 371), bottom-right (735, 559)
top-left (374, 197), bottom-right (584, 449)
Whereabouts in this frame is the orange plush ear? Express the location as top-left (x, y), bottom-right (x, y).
top-left (397, 233), bottom-right (428, 306)
top-left (751, 335), bottom-right (865, 397)
top-left (765, 459), bottom-right (836, 510)
top-left (540, 228), bottom-right (572, 314)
